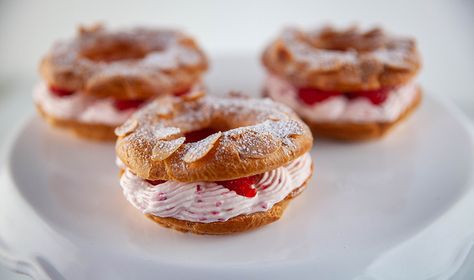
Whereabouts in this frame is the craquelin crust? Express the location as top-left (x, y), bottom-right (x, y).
top-left (39, 24), bottom-right (208, 100)
top-left (36, 104), bottom-right (116, 141)
top-left (262, 25), bottom-right (421, 92)
top-left (115, 94), bottom-right (313, 182)
top-left (305, 88), bottom-right (422, 141)
top-left (145, 175), bottom-right (311, 235)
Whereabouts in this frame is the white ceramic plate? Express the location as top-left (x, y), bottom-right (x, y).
top-left (0, 54), bottom-right (473, 280)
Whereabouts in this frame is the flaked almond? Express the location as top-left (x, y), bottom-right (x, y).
top-left (153, 126), bottom-right (181, 140)
top-left (151, 137), bottom-right (185, 161)
top-left (114, 119), bottom-right (138, 137)
top-left (267, 114), bottom-right (282, 121)
top-left (182, 90), bottom-right (205, 101)
top-left (154, 98), bottom-right (175, 118)
top-left (78, 23), bottom-right (103, 34)
top-left (227, 91), bottom-right (249, 99)
top-left (183, 131), bottom-right (222, 163)
top-left (281, 137), bottom-right (297, 150)
top-left (384, 60), bottom-right (411, 70)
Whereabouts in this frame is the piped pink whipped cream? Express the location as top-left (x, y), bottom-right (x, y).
top-left (33, 83), bottom-right (138, 126)
top-left (119, 153), bottom-right (312, 223)
top-left (265, 75), bottom-right (418, 123)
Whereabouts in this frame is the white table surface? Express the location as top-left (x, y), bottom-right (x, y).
top-left (0, 0), bottom-right (473, 278)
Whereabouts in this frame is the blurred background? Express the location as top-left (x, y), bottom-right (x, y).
top-left (1, 0), bottom-right (473, 120)
top-left (0, 0), bottom-right (473, 278)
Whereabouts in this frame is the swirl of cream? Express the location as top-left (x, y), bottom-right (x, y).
top-left (120, 153), bottom-right (312, 223)
top-left (265, 74), bottom-right (418, 123)
top-left (33, 83), bottom-right (134, 126)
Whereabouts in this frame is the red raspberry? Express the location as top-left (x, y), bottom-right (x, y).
top-left (113, 99), bottom-right (146, 111)
top-left (297, 87), bottom-right (340, 105)
top-left (219, 175), bottom-right (261, 198)
top-left (146, 179), bottom-right (166, 186)
top-left (347, 88), bottom-right (390, 105)
top-left (49, 85), bottom-right (75, 97)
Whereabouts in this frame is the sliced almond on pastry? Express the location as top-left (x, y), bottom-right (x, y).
top-left (114, 119), bottom-right (138, 137)
top-left (183, 131), bottom-right (222, 163)
top-left (181, 90), bottom-right (205, 101)
top-left (153, 126), bottom-right (181, 140)
top-left (151, 137), bottom-right (185, 161)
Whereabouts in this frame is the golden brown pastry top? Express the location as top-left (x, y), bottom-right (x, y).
top-left (115, 92), bottom-right (313, 182)
top-left (40, 24), bottom-right (208, 99)
top-left (262, 25), bottom-right (421, 91)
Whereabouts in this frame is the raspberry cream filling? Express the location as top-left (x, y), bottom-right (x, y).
top-left (265, 75), bottom-right (418, 123)
top-left (33, 83), bottom-right (136, 126)
top-left (119, 153), bottom-right (312, 223)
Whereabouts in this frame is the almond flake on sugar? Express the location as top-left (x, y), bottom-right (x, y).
top-left (78, 23), bottom-right (104, 35)
top-left (153, 126), bottom-right (181, 140)
top-left (151, 137), bottom-right (185, 161)
top-left (181, 90), bottom-right (205, 101)
top-left (114, 119), bottom-right (138, 136)
top-left (267, 114), bottom-right (283, 121)
top-left (132, 99), bottom-right (173, 124)
top-left (152, 99), bottom-right (175, 118)
top-left (227, 91), bottom-right (250, 99)
top-left (281, 137), bottom-right (297, 150)
top-left (167, 103), bottom-right (212, 132)
top-left (183, 131), bottom-right (222, 163)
